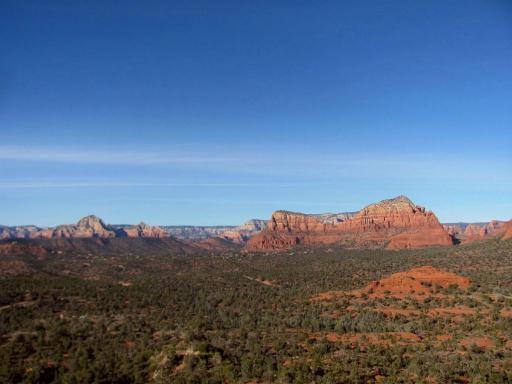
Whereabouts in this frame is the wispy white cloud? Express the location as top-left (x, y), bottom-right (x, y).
top-left (1, 145), bottom-right (511, 187)
top-left (0, 180), bottom-right (303, 189)
top-left (0, 146), bottom-right (233, 165)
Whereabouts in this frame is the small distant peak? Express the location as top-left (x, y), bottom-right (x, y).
top-left (77, 214), bottom-right (103, 223)
top-left (76, 215), bottom-right (107, 228)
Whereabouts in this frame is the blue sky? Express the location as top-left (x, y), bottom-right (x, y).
top-left (1, 0), bottom-right (511, 226)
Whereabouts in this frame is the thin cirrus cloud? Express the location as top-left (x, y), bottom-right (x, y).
top-left (0, 145), bottom-right (234, 165)
top-left (0, 145), bottom-right (427, 176)
top-left (0, 181), bottom-right (303, 189)
top-left (0, 145), bottom-right (510, 186)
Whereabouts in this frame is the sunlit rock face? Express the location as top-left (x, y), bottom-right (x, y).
top-left (502, 220), bottom-right (512, 241)
top-left (247, 196), bottom-right (453, 251)
top-left (49, 215), bottom-right (117, 238)
top-left (119, 222), bottom-right (169, 238)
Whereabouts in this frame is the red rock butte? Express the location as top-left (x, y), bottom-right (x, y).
top-left (246, 196), bottom-right (453, 251)
top-left (359, 266), bottom-right (471, 296)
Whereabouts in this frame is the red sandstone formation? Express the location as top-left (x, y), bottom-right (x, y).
top-left (502, 220), bottom-right (512, 241)
top-left (121, 222), bottom-right (169, 238)
top-left (444, 220), bottom-right (509, 243)
top-left (51, 215), bottom-right (116, 238)
top-left (358, 266), bottom-right (470, 297)
top-left (464, 220), bottom-right (505, 243)
top-left (247, 196), bottom-right (453, 251)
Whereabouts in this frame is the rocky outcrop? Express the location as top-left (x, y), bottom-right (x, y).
top-left (358, 266), bottom-right (470, 296)
top-left (119, 222), bottom-right (169, 238)
top-left (247, 196), bottom-right (453, 251)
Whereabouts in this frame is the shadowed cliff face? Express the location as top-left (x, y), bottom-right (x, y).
top-left (247, 196), bottom-right (454, 251)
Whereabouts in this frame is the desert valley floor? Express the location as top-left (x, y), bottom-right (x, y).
top-left (0, 238), bottom-right (511, 383)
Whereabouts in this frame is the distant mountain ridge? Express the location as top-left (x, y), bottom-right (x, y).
top-left (2, 197), bottom-right (511, 251)
top-left (0, 216), bottom-right (267, 244)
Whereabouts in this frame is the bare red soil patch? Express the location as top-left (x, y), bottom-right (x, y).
top-left (460, 336), bottom-right (495, 349)
top-left (311, 266), bottom-right (470, 302)
top-left (428, 307), bottom-right (477, 317)
top-left (316, 332), bottom-right (421, 346)
top-left (435, 334), bottom-right (453, 342)
top-left (373, 307), bottom-right (421, 317)
top-left (309, 290), bottom-right (346, 302)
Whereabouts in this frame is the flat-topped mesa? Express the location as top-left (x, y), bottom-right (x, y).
top-left (246, 196), bottom-right (453, 251)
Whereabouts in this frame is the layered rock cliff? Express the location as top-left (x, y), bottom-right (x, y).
top-left (502, 220), bottom-right (512, 241)
top-left (443, 221), bottom-right (507, 243)
top-left (119, 222), bottom-right (169, 238)
top-left (247, 196), bottom-right (453, 251)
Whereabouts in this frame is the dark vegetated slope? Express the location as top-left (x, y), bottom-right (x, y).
top-left (0, 238), bottom-right (511, 382)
